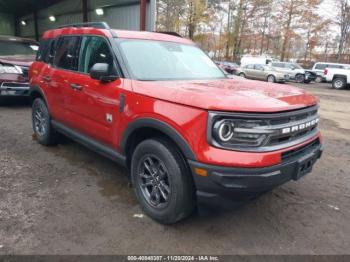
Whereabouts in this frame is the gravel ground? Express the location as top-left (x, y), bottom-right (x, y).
top-left (0, 83), bottom-right (349, 255)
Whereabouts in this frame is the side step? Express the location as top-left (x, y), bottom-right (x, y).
top-left (51, 120), bottom-right (126, 167)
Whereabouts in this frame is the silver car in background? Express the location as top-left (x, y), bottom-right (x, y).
top-left (237, 64), bottom-right (288, 83)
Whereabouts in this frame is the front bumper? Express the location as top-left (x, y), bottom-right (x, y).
top-left (188, 138), bottom-right (323, 211)
top-left (0, 82), bottom-right (30, 97)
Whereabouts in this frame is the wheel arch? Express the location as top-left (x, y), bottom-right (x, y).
top-left (120, 118), bottom-right (197, 169)
top-left (332, 74), bottom-right (347, 81)
top-left (29, 86), bottom-right (48, 106)
top-left (267, 74), bottom-right (275, 81)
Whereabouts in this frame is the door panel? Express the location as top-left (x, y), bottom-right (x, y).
top-left (64, 35), bottom-right (122, 145)
top-left (70, 74), bottom-right (123, 145)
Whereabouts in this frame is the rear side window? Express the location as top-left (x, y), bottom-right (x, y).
top-left (37, 39), bottom-right (57, 64)
top-left (54, 36), bottom-right (80, 71)
top-left (254, 64), bottom-right (264, 70)
top-left (245, 64), bottom-right (254, 69)
top-left (78, 36), bottom-right (113, 74)
top-left (272, 63), bottom-right (284, 68)
top-left (315, 64), bottom-right (327, 70)
top-left (36, 40), bottom-right (49, 61)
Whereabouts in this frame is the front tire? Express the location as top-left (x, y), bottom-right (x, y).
top-left (295, 74), bottom-right (305, 83)
top-left (131, 138), bottom-right (195, 224)
top-left (267, 75), bottom-right (276, 83)
top-left (32, 98), bottom-right (58, 146)
top-left (332, 77), bottom-right (347, 89)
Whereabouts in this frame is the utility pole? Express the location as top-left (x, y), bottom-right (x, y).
top-left (225, 1), bottom-right (232, 59)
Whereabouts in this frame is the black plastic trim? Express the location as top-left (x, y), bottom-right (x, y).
top-left (29, 86), bottom-right (50, 109)
top-left (52, 120), bottom-right (126, 167)
top-left (120, 118), bottom-right (196, 160)
top-left (188, 138), bottom-right (323, 210)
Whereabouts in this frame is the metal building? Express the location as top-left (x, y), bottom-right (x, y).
top-left (0, 0), bottom-right (156, 40)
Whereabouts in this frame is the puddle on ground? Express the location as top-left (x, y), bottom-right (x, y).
top-left (85, 166), bottom-right (137, 206)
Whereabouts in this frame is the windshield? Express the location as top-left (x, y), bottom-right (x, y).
top-left (0, 40), bottom-right (39, 56)
top-left (118, 40), bottom-right (225, 81)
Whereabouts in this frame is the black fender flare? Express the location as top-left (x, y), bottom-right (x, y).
top-left (29, 86), bottom-right (49, 105)
top-left (120, 118), bottom-right (197, 160)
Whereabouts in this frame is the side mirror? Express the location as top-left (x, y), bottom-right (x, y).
top-left (90, 63), bottom-right (119, 82)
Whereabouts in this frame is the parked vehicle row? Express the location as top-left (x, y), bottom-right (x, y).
top-left (217, 57), bottom-right (350, 89)
top-left (0, 36), bottom-right (38, 102)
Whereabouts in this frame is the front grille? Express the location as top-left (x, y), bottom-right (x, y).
top-left (208, 105), bottom-right (320, 152)
top-left (282, 138), bottom-right (320, 162)
top-left (1, 82), bottom-right (29, 89)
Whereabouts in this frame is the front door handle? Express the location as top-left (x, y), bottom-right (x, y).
top-left (42, 76), bottom-right (51, 82)
top-left (70, 83), bottom-right (83, 91)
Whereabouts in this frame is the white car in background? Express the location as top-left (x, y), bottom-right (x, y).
top-left (271, 62), bottom-right (310, 83)
top-left (312, 62), bottom-right (350, 83)
top-left (324, 65), bottom-right (350, 89)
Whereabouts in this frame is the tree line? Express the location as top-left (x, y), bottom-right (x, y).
top-left (156, 0), bottom-right (350, 65)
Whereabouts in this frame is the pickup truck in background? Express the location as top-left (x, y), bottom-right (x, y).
top-left (324, 66), bottom-right (350, 89)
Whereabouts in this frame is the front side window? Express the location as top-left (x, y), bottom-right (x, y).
top-left (0, 40), bottom-right (38, 56)
top-left (78, 36), bottom-right (113, 74)
top-left (54, 36), bottom-right (80, 71)
top-left (118, 40), bottom-right (225, 81)
top-left (289, 63), bottom-right (303, 69)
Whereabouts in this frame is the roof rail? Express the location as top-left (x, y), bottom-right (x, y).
top-left (156, 31), bottom-right (183, 38)
top-left (58, 22), bottom-right (111, 29)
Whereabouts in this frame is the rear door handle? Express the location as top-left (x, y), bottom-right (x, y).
top-left (70, 83), bottom-right (83, 91)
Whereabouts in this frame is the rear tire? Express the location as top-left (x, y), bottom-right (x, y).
top-left (32, 98), bottom-right (58, 146)
top-left (315, 76), bottom-right (323, 83)
top-left (239, 73), bottom-right (246, 78)
top-left (131, 138), bottom-right (195, 224)
top-left (332, 77), bottom-right (347, 90)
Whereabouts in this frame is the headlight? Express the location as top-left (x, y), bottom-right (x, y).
top-left (215, 120), bottom-right (234, 142)
top-left (0, 64), bottom-right (23, 74)
top-left (211, 118), bottom-right (269, 148)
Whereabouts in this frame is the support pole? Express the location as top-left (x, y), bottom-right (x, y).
top-left (33, 11), bottom-right (39, 41)
top-left (82, 0), bottom-right (88, 22)
top-left (140, 0), bottom-right (147, 31)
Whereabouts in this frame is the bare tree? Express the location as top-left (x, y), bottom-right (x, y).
top-left (336, 0), bottom-right (350, 62)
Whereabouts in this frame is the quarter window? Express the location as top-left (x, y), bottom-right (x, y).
top-left (54, 36), bottom-right (80, 71)
top-left (78, 36), bottom-right (113, 74)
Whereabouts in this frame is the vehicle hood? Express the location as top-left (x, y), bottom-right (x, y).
top-left (0, 55), bottom-right (35, 67)
top-left (132, 77), bottom-right (318, 112)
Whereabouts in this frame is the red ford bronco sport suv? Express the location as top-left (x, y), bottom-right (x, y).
top-left (29, 23), bottom-right (322, 224)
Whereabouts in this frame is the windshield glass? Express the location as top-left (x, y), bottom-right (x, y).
top-left (118, 40), bottom-right (225, 81)
top-left (0, 40), bottom-right (38, 56)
